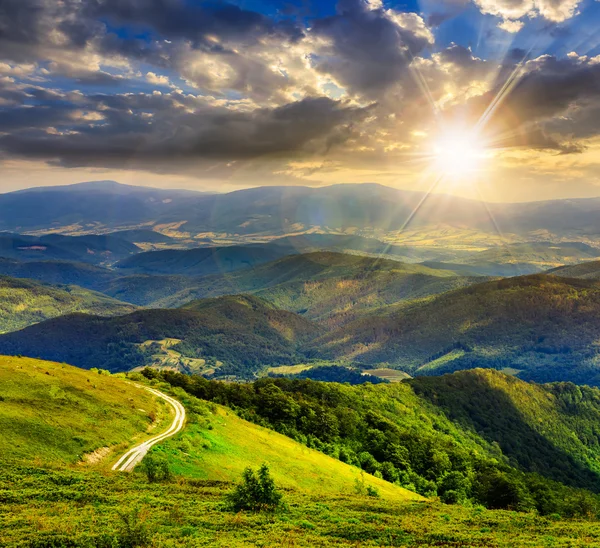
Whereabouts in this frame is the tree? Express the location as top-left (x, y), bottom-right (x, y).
top-left (227, 464), bottom-right (283, 512)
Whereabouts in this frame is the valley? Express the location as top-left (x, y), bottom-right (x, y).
top-left (4, 181), bottom-right (600, 546)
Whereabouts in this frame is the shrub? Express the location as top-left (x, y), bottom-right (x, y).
top-left (366, 485), bottom-right (380, 498)
top-left (227, 464), bottom-right (283, 512)
top-left (117, 507), bottom-right (152, 548)
top-left (141, 453), bottom-right (171, 483)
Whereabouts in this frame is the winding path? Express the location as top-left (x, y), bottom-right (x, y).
top-left (112, 385), bottom-right (186, 472)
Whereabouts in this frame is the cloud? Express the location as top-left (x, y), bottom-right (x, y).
top-left (310, 0), bottom-right (434, 97)
top-left (473, 0), bottom-right (583, 29)
top-left (146, 72), bottom-right (172, 87)
top-left (0, 88), bottom-right (372, 173)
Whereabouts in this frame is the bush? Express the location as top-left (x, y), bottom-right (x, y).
top-left (141, 453), bottom-right (171, 483)
top-left (227, 464), bottom-right (283, 512)
top-left (118, 507), bottom-right (152, 548)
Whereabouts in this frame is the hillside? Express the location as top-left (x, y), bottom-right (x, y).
top-left (154, 368), bottom-right (600, 511)
top-left (115, 244), bottom-right (292, 276)
top-left (0, 233), bottom-right (139, 265)
top-left (0, 276), bottom-right (136, 333)
top-left (0, 356), bottom-right (170, 466)
top-left (307, 275), bottom-right (600, 385)
top-left (0, 258), bottom-right (117, 288)
top-left (0, 258), bottom-right (200, 306)
top-left (0, 296), bottom-right (319, 377)
top-left (466, 242), bottom-right (600, 269)
top-left (3, 361), bottom-right (600, 546)
top-left (153, 252), bottom-right (488, 326)
top-left (547, 260), bottom-right (600, 279)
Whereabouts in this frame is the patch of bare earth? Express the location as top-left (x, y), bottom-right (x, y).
top-left (81, 446), bottom-right (111, 465)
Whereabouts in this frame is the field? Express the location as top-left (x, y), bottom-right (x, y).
top-left (366, 368), bottom-right (412, 382)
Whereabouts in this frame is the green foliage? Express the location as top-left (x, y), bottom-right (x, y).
top-left (152, 368), bottom-right (600, 516)
top-left (153, 252), bottom-right (484, 329)
top-left (0, 295), bottom-right (318, 376)
top-left (117, 507), bottom-right (152, 548)
top-left (0, 276), bottom-right (136, 334)
top-left (227, 464), bottom-right (283, 512)
top-left (4, 465), bottom-right (600, 547)
top-left (141, 453), bottom-right (171, 483)
top-left (308, 275), bottom-right (600, 385)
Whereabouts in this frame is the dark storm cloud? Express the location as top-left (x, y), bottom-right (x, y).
top-left (311, 0), bottom-right (432, 97)
top-left (84, 0), bottom-right (304, 45)
top-left (0, 0), bottom-right (301, 61)
top-left (0, 92), bottom-right (371, 169)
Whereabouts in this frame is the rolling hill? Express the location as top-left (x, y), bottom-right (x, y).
top-left (153, 252), bottom-right (490, 327)
top-left (547, 260), bottom-right (600, 280)
top-left (0, 356), bottom-right (169, 467)
top-left (0, 276), bottom-right (137, 333)
top-left (0, 233), bottom-right (139, 265)
top-left (307, 275), bottom-right (600, 385)
top-left (115, 244), bottom-right (292, 276)
top-left (0, 295), bottom-right (319, 377)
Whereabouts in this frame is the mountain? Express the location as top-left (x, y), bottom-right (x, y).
top-left (0, 276), bottom-right (136, 333)
top-left (114, 244), bottom-right (294, 276)
top-left (0, 258), bottom-right (198, 306)
top-left (0, 295), bottom-right (318, 377)
top-left (420, 260), bottom-right (544, 277)
top-left (547, 261), bottom-right (600, 280)
top-left (6, 181), bottom-right (600, 243)
top-left (466, 242), bottom-right (600, 269)
top-left (306, 275), bottom-right (600, 385)
top-left (0, 181), bottom-right (205, 233)
top-left (0, 233), bottom-right (139, 265)
top-left (153, 252), bottom-right (490, 326)
top-left (0, 258), bottom-right (117, 288)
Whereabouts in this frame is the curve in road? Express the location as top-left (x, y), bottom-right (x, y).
top-left (112, 385), bottom-right (186, 472)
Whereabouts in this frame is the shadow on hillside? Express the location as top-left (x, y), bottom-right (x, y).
top-left (410, 371), bottom-right (600, 492)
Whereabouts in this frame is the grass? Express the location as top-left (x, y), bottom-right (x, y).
top-left (2, 466), bottom-right (600, 547)
top-left (152, 388), bottom-right (419, 501)
top-left (0, 356), bottom-right (171, 468)
top-left (3, 361), bottom-right (600, 546)
top-left (366, 368), bottom-right (412, 382)
top-left (265, 364), bottom-right (314, 375)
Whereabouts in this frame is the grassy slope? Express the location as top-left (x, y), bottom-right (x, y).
top-left (3, 365), bottom-right (600, 545)
top-left (308, 275), bottom-right (600, 384)
top-left (4, 469), bottom-right (599, 547)
top-left (156, 391), bottom-right (418, 500)
top-left (0, 276), bottom-right (136, 333)
top-left (0, 356), bottom-right (170, 467)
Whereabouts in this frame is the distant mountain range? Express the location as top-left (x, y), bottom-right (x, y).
top-left (5, 181), bottom-right (600, 243)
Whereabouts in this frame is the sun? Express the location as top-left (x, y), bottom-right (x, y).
top-left (431, 130), bottom-right (488, 177)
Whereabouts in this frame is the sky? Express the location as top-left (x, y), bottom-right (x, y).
top-left (2, 0), bottom-right (600, 202)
